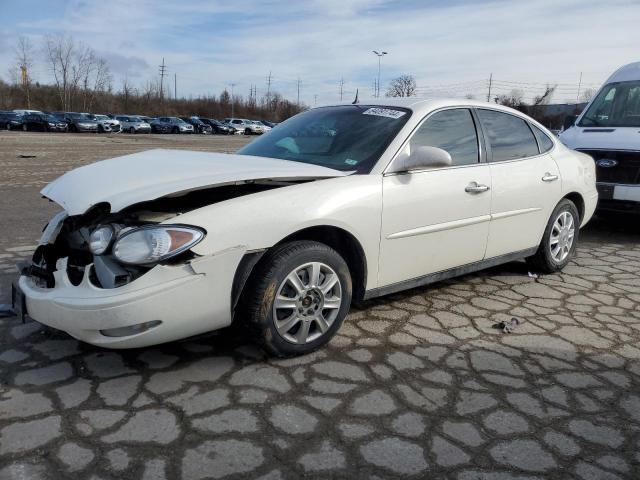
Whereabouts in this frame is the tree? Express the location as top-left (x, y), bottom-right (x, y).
top-left (14, 36), bottom-right (35, 108)
top-left (45, 34), bottom-right (75, 110)
top-left (495, 89), bottom-right (525, 108)
top-left (580, 88), bottom-right (595, 103)
top-left (386, 75), bottom-right (417, 97)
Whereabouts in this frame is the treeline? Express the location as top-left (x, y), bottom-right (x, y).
top-left (2, 34), bottom-right (305, 121)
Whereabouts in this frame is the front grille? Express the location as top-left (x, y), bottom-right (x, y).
top-left (578, 149), bottom-right (640, 184)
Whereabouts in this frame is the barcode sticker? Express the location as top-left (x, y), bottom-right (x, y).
top-left (362, 108), bottom-right (406, 119)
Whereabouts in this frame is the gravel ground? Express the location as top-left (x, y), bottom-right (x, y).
top-left (0, 131), bottom-right (639, 479)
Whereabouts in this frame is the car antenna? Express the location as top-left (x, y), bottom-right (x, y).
top-left (352, 89), bottom-right (359, 105)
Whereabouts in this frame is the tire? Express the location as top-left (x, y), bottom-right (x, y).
top-left (245, 128), bottom-right (251, 135)
top-left (172, 127), bottom-right (179, 134)
top-left (239, 241), bottom-right (352, 357)
top-left (69, 124), bottom-right (77, 133)
top-left (526, 198), bottom-right (580, 273)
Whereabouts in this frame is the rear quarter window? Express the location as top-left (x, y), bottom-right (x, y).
top-left (531, 124), bottom-right (554, 153)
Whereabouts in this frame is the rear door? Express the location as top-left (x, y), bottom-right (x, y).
top-left (476, 109), bottom-right (561, 258)
top-left (378, 108), bottom-right (491, 287)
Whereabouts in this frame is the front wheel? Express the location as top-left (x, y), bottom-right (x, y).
top-left (526, 198), bottom-right (580, 273)
top-left (239, 241), bottom-right (352, 357)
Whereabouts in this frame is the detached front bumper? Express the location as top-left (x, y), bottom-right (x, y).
top-left (18, 248), bottom-right (245, 348)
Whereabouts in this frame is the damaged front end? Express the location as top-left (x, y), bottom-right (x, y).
top-left (29, 182), bottom-right (288, 291)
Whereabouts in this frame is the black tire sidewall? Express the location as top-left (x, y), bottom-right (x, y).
top-left (249, 242), bottom-right (352, 356)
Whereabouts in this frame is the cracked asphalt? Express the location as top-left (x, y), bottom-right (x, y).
top-left (1, 131), bottom-right (639, 479)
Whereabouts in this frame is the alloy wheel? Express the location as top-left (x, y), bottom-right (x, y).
top-left (273, 261), bottom-right (342, 345)
top-left (549, 210), bottom-right (575, 263)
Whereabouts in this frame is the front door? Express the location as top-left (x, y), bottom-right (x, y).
top-left (378, 108), bottom-right (491, 288)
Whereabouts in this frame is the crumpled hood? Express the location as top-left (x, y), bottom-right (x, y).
top-left (41, 149), bottom-right (346, 215)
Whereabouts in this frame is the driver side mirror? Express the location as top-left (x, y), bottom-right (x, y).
top-left (390, 146), bottom-right (453, 173)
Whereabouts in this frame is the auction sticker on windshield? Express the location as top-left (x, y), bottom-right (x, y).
top-left (362, 107), bottom-right (407, 119)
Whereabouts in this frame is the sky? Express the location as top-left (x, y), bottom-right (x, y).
top-left (1, 0), bottom-right (639, 105)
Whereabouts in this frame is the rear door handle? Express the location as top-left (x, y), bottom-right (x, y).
top-left (465, 182), bottom-right (490, 194)
top-left (542, 173), bottom-right (559, 182)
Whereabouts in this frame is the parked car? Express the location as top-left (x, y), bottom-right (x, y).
top-left (152, 117), bottom-right (194, 134)
top-left (560, 61), bottom-right (640, 214)
top-left (22, 113), bottom-right (68, 132)
top-left (251, 120), bottom-right (271, 133)
top-left (0, 111), bottom-right (25, 130)
top-left (89, 114), bottom-right (121, 133)
top-left (224, 118), bottom-right (264, 135)
top-left (13, 99), bottom-right (597, 355)
top-left (59, 112), bottom-right (100, 133)
top-left (115, 116), bottom-right (151, 134)
top-left (201, 118), bottom-right (234, 135)
top-left (180, 116), bottom-right (212, 134)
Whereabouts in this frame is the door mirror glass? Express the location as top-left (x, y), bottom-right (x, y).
top-left (391, 146), bottom-right (452, 173)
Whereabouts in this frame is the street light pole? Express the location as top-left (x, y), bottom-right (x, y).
top-left (373, 51), bottom-right (387, 98)
top-left (230, 83), bottom-right (236, 118)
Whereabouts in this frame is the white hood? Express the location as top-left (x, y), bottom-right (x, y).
top-left (559, 126), bottom-right (640, 151)
top-left (41, 149), bottom-right (346, 215)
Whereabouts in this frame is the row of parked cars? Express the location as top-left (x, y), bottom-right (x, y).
top-left (0, 109), bottom-right (277, 135)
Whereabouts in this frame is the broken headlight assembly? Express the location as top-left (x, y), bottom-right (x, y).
top-left (112, 225), bottom-right (205, 265)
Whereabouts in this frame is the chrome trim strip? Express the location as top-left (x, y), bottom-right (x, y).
top-left (387, 215), bottom-right (491, 239)
top-left (491, 207), bottom-right (542, 220)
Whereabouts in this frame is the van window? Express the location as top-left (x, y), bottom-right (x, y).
top-left (477, 109), bottom-right (539, 162)
top-left (579, 80), bottom-right (640, 127)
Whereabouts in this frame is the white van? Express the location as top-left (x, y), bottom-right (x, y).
top-left (560, 62), bottom-right (640, 213)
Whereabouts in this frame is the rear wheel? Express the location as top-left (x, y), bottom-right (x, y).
top-left (526, 199), bottom-right (579, 273)
top-left (239, 241), bottom-right (352, 357)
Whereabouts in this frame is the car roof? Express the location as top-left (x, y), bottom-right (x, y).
top-left (315, 97), bottom-right (535, 120)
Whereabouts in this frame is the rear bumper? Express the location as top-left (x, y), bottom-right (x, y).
top-left (18, 248), bottom-right (245, 348)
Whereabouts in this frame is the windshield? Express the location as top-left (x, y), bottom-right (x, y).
top-left (579, 80), bottom-right (640, 127)
top-left (238, 105), bottom-right (411, 173)
top-left (44, 114), bottom-right (59, 122)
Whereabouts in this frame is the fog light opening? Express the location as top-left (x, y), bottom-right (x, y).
top-left (100, 320), bottom-right (162, 338)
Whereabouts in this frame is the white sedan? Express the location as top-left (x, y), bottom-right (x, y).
top-left (14, 99), bottom-right (597, 356)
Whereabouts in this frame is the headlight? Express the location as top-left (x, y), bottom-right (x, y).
top-left (89, 225), bottom-right (115, 255)
top-left (113, 225), bottom-right (205, 265)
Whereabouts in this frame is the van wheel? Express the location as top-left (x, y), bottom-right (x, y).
top-left (239, 241), bottom-right (352, 357)
top-left (526, 198), bottom-right (579, 273)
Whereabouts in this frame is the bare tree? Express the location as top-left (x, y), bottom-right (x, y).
top-left (580, 88), bottom-right (595, 103)
top-left (495, 89), bottom-right (525, 108)
top-left (386, 75), bottom-right (417, 97)
top-left (14, 36), bottom-right (35, 108)
top-left (45, 34), bottom-right (75, 110)
top-left (532, 85), bottom-right (556, 106)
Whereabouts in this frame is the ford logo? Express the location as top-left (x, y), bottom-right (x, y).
top-left (596, 159), bottom-right (618, 168)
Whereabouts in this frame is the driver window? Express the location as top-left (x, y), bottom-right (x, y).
top-left (409, 109), bottom-right (479, 166)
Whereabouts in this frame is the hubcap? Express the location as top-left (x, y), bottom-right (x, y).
top-left (549, 210), bottom-right (575, 263)
top-left (273, 262), bottom-right (342, 345)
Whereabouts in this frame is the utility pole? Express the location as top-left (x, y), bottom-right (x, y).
top-left (314, 94), bottom-right (318, 106)
top-left (486, 73), bottom-right (493, 102)
top-left (339, 77), bottom-right (344, 101)
top-left (174, 73), bottom-right (177, 100)
top-left (266, 71), bottom-right (272, 99)
top-left (297, 77), bottom-right (301, 105)
top-left (373, 51), bottom-right (387, 98)
top-left (230, 83), bottom-right (236, 118)
top-left (576, 71), bottom-right (583, 104)
top-left (159, 58), bottom-right (167, 100)
top-left (20, 65), bottom-right (30, 108)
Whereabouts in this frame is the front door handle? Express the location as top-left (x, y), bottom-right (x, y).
top-left (465, 182), bottom-right (490, 194)
top-left (542, 172), bottom-right (559, 182)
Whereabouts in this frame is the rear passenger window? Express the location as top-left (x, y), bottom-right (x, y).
top-left (531, 124), bottom-right (554, 153)
top-left (410, 109), bottom-right (479, 166)
top-left (477, 109), bottom-right (539, 162)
